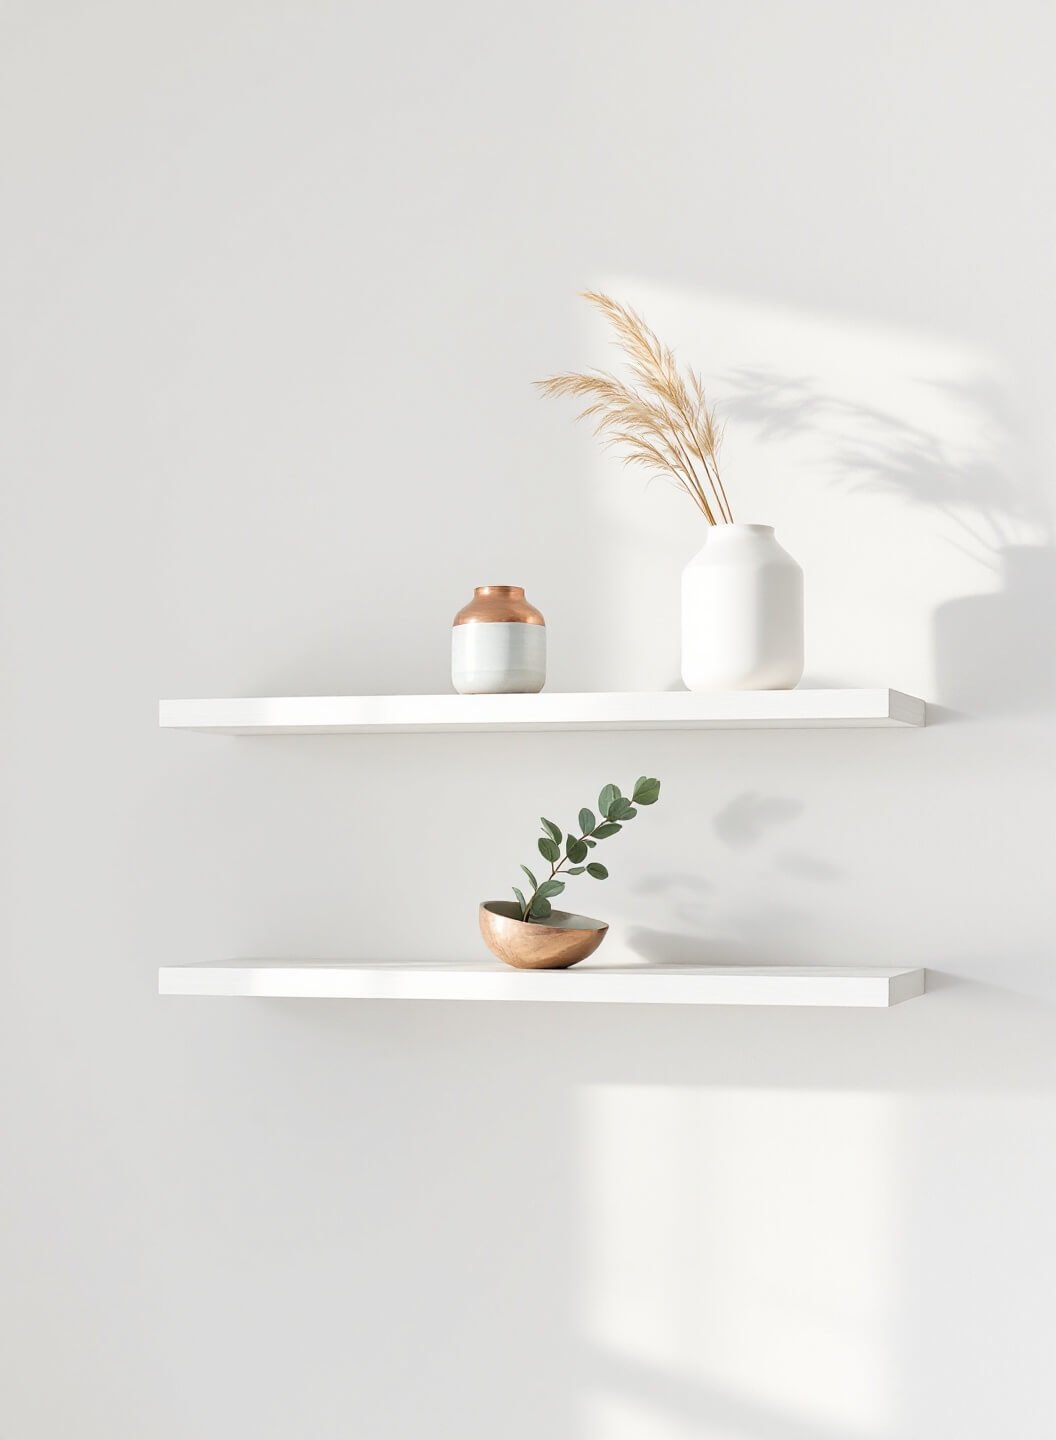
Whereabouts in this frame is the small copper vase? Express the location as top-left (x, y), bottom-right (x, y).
top-left (451, 586), bottom-right (546, 694)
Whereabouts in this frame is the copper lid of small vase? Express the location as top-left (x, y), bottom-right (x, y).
top-left (453, 586), bottom-right (545, 626)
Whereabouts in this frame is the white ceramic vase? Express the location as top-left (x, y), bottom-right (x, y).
top-left (681, 524), bottom-right (803, 691)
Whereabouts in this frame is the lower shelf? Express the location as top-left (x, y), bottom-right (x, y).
top-left (158, 961), bottom-right (926, 1008)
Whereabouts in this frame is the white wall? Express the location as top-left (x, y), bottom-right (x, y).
top-left (3, 2), bottom-right (1055, 1435)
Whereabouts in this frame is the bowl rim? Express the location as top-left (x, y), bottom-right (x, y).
top-left (480, 899), bottom-right (608, 934)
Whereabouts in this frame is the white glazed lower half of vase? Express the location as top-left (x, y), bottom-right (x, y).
top-left (681, 524), bottom-right (804, 691)
top-left (451, 622), bottom-right (547, 694)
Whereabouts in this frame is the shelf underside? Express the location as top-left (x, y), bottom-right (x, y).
top-left (159, 688), bottom-right (925, 734)
top-left (159, 961), bottom-right (926, 1008)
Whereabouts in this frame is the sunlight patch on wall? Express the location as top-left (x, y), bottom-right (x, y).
top-left (578, 1084), bottom-right (898, 1439)
top-left (584, 1390), bottom-right (700, 1440)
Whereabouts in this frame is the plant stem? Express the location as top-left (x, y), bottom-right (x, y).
top-left (710, 455), bottom-right (734, 525)
top-left (523, 822), bottom-right (599, 920)
top-left (668, 429), bottom-right (717, 522)
top-left (676, 406), bottom-right (729, 524)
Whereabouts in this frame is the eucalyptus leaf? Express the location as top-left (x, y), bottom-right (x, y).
top-left (537, 879), bottom-right (565, 900)
top-left (632, 776), bottom-right (661, 806)
top-left (587, 862), bottom-right (609, 879)
top-left (598, 783), bottom-right (619, 818)
top-left (567, 866), bottom-right (586, 875)
top-left (530, 896), bottom-right (552, 920)
top-left (512, 886), bottom-right (527, 912)
top-left (567, 839), bottom-right (588, 864)
top-left (538, 837), bottom-right (560, 863)
top-left (578, 808), bottom-right (595, 835)
top-left (610, 797), bottom-right (635, 820)
top-left (520, 865), bottom-right (538, 889)
top-left (593, 822), bottom-right (621, 839)
top-left (585, 838), bottom-right (597, 848)
top-left (541, 818), bottom-right (562, 845)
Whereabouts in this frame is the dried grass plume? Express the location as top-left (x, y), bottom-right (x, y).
top-left (535, 292), bottom-right (732, 523)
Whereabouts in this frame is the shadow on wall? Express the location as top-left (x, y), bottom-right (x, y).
top-left (933, 544), bottom-right (1056, 715)
top-left (626, 789), bottom-right (841, 968)
top-left (584, 282), bottom-right (1054, 715)
top-left (716, 361), bottom-right (1055, 719)
top-left (579, 285), bottom-right (1056, 983)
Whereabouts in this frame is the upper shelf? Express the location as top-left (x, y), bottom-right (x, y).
top-left (158, 688), bottom-right (925, 734)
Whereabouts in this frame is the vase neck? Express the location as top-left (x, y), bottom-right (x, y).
top-left (707, 523), bottom-right (775, 542)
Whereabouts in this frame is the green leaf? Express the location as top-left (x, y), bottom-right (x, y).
top-left (567, 838), bottom-right (588, 864)
top-left (632, 776), bottom-right (661, 806)
top-left (537, 879), bottom-right (565, 900)
top-left (567, 866), bottom-right (586, 875)
top-left (593, 822), bottom-right (622, 839)
top-left (541, 818), bottom-right (562, 845)
top-left (512, 886), bottom-right (527, 912)
top-left (587, 862), bottom-right (609, 879)
top-left (538, 837), bottom-right (560, 863)
top-left (598, 783), bottom-right (619, 818)
top-left (610, 797), bottom-right (636, 821)
top-left (578, 808), bottom-right (595, 835)
top-left (585, 838), bottom-right (597, 848)
top-left (530, 896), bottom-right (552, 920)
top-left (520, 865), bottom-right (538, 889)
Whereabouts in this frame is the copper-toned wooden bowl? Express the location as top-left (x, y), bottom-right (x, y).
top-left (479, 900), bottom-right (609, 969)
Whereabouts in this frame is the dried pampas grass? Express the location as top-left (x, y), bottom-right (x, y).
top-left (536, 291), bottom-right (732, 524)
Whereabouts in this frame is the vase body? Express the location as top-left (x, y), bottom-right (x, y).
top-left (681, 524), bottom-right (803, 691)
top-left (451, 586), bottom-right (546, 694)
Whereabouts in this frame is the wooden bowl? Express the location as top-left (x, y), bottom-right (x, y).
top-left (479, 900), bottom-right (609, 969)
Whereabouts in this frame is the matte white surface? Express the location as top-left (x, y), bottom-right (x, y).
top-left (451, 620), bottom-right (547, 693)
top-left (159, 687), bottom-right (925, 732)
top-left (160, 960), bottom-right (926, 1006)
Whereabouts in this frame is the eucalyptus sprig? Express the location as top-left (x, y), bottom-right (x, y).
top-left (513, 777), bottom-right (662, 922)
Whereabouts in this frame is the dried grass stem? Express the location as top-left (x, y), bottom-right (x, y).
top-left (536, 292), bottom-right (732, 524)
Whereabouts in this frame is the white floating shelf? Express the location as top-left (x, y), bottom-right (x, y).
top-left (158, 961), bottom-right (926, 1008)
top-left (159, 688), bottom-right (925, 734)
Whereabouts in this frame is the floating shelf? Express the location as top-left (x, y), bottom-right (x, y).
top-left (158, 960), bottom-right (926, 1007)
top-left (158, 688), bottom-right (925, 734)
